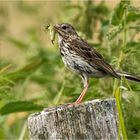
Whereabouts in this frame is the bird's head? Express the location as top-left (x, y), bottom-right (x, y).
top-left (54, 23), bottom-right (78, 38)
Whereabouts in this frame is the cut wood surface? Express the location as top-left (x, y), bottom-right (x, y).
top-left (28, 98), bottom-right (119, 140)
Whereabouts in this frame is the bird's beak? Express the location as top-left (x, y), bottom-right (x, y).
top-left (54, 24), bottom-right (65, 38)
top-left (54, 24), bottom-right (61, 32)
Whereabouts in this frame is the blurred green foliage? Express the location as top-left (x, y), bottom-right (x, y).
top-left (0, 0), bottom-right (140, 139)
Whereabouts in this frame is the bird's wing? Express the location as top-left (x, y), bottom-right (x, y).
top-left (70, 38), bottom-right (120, 79)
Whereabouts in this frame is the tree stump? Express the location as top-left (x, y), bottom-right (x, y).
top-left (28, 98), bottom-right (119, 140)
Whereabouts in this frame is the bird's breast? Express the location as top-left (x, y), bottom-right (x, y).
top-left (58, 40), bottom-right (104, 77)
top-left (59, 40), bottom-right (76, 68)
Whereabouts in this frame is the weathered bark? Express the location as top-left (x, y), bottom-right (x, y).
top-left (28, 98), bottom-right (119, 140)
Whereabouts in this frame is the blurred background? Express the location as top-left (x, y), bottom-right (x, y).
top-left (0, 0), bottom-right (140, 139)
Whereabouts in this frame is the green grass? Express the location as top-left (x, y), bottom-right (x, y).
top-left (0, 0), bottom-right (140, 139)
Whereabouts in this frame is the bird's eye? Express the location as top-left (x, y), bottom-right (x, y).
top-left (62, 25), bottom-right (67, 30)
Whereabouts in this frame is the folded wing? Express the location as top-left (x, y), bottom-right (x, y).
top-left (70, 38), bottom-right (120, 79)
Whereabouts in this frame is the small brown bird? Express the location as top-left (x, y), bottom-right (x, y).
top-left (53, 23), bottom-right (140, 103)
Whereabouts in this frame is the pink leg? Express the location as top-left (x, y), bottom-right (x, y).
top-left (75, 82), bottom-right (89, 104)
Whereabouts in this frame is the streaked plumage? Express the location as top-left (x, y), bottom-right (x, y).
top-left (54, 23), bottom-right (140, 103)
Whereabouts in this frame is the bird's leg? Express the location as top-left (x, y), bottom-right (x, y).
top-left (75, 74), bottom-right (89, 104)
top-left (75, 82), bottom-right (89, 103)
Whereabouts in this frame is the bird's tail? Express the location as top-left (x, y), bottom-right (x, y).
top-left (116, 71), bottom-right (140, 82)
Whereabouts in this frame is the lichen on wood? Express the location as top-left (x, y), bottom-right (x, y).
top-left (28, 98), bottom-right (119, 140)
